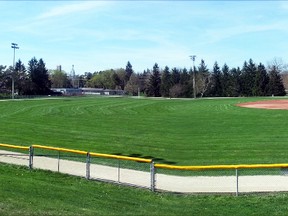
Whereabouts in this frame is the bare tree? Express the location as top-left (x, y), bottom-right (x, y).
top-left (267, 57), bottom-right (288, 73)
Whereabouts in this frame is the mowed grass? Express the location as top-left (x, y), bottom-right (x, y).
top-left (1, 163), bottom-right (288, 216)
top-left (1, 96), bottom-right (288, 165)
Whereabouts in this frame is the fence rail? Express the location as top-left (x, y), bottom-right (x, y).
top-left (1, 143), bottom-right (288, 195)
top-left (155, 163), bottom-right (288, 170)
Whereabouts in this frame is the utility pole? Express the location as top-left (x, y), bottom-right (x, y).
top-left (190, 55), bottom-right (196, 99)
top-left (11, 43), bottom-right (19, 99)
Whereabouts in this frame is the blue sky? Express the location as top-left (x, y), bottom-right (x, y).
top-left (1, 1), bottom-right (288, 74)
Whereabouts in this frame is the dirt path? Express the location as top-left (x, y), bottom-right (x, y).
top-left (1, 150), bottom-right (288, 194)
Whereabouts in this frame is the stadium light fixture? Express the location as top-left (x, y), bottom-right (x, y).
top-left (189, 55), bottom-right (196, 99)
top-left (11, 43), bottom-right (19, 99)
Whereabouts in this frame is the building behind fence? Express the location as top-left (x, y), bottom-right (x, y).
top-left (1, 143), bottom-right (288, 196)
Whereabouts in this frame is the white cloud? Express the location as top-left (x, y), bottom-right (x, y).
top-left (37, 1), bottom-right (111, 20)
top-left (202, 21), bottom-right (288, 46)
top-left (279, 1), bottom-right (288, 10)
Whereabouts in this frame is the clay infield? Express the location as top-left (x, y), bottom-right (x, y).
top-left (237, 100), bottom-right (288, 110)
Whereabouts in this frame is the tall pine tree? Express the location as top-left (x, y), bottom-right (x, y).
top-left (241, 59), bottom-right (257, 96)
top-left (28, 57), bottom-right (51, 95)
top-left (253, 63), bottom-right (269, 96)
top-left (268, 65), bottom-right (286, 96)
top-left (160, 66), bottom-right (171, 97)
top-left (146, 63), bottom-right (161, 97)
top-left (125, 61), bottom-right (133, 85)
top-left (209, 62), bottom-right (222, 97)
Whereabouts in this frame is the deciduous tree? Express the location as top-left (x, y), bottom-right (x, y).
top-left (196, 59), bottom-right (210, 97)
top-left (50, 69), bottom-right (71, 88)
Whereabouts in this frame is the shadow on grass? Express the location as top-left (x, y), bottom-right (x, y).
top-left (112, 153), bottom-right (177, 165)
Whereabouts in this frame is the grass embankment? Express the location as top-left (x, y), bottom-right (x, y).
top-left (1, 163), bottom-right (288, 216)
top-left (1, 96), bottom-right (288, 165)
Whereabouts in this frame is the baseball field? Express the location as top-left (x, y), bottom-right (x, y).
top-left (1, 96), bottom-right (288, 215)
top-left (1, 96), bottom-right (288, 165)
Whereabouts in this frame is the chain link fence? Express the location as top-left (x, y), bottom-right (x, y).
top-left (154, 164), bottom-right (288, 195)
top-left (1, 143), bottom-right (288, 195)
top-left (0, 143), bottom-right (30, 166)
top-left (88, 155), bottom-right (152, 189)
top-left (30, 145), bottom-right (154, 190)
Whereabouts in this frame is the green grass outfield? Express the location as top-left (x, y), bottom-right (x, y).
top-left (1, 96), bottom-right (288, 166)
top-left (1, 163), bottom-right (288, 216)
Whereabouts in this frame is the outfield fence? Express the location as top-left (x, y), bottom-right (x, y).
top-left (1, 143), bottom-right (288, 195)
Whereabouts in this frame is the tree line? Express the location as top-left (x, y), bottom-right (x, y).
top-left (0, 57), bottom-right (286, 98)
top-left (0, 57), bottom-right (51, 96)
top-left (83, 59), bottom-right (286, 98)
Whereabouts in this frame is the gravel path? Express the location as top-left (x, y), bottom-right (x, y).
top-left (1, 149), bottom-right (288, 194)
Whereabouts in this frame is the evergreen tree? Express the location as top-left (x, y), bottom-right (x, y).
top-left (181, 68), bottom-right (194, 98)
top-left (180, 68), bottom-right (189, 85)
top-left (146, 63), bottom-right (161, 97)
top-left (160, 66), bottom-right (171, 97)
top-left (180, 68), bottom-right (191, 98)
top-left (208, 62), bottom-right (222, 97)
top-left (27, 57), bottom-right (51, 95)
top-left (125, 61), bottom-right (133, 85)
top-left (241, 59), bottom-right (257, 96)
top-left (14, 59), bottom-right (28, 95)
top-left (268, 65), bottom-right (286, 96)
top-left (171, 67), bottom-right (181, 86)
top-left (0, 65), bottom-right (8, 93)
top-left (221, 64), bottom-right (230, 97)
top-left (253, 63), bottom-right (269, 96)
top-left (230, 67), bottom-right (242, 97)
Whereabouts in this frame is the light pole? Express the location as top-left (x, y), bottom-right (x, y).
top-left (11, 43), bottom-right (19, 99)
top-left (189, 55), bottom-right (196, 99)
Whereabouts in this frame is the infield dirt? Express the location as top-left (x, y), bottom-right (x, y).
top-left (237, 100), bottom-right (288, 110)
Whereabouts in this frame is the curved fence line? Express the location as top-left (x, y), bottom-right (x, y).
top-left (2, 143), bottom-right (288, 195)
top-left (2, 143), bottom-right (288, 170)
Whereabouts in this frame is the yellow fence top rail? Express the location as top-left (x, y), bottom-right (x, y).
top-left (155, 163), bottom-right (288, 170)
top-left (0, 143), bottom-right (29, 151)
top-left (89, 152), bottom-right (152, 163)
top-left (32, 144), bottom-right (87, 155)
top-left (33, 144), bottom-right (152, 163)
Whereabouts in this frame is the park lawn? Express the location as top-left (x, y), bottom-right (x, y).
top-left (1, 163), bottom-right (288, 216)
top-left (0, 96), bottom-right (288, 166)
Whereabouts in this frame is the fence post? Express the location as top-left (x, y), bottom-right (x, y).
top-left (86, 152), bottom-right (90, 180)
top-left (57, 151), bottom-right (60, 172)
top-left (117, 160), bottom-right (121, 183)
top-left (236, 168), bottom-right (239, 196)
top-left (29, 145), bottom-right (33, 169)
top-left (150, 160), bottom-right (156, 192)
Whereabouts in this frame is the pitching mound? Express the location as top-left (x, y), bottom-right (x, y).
top-left (237, 100), bottom-right (288, 110)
